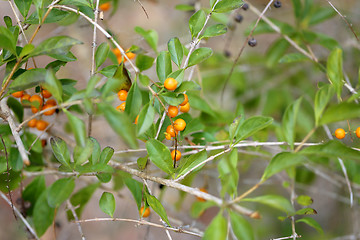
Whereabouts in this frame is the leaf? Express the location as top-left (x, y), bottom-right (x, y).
top-left (14, 0), bottom-right (32, 17)
top-left (190, 201), bottom-right (216, 218)
top-left (30, 36), bottom-right (82, 58)
top-left (89, 137), bottom-right (101, 165)
top-left (50, 137), bottom-right (71, 169)
top-left (230, 211), bottom-right (255, 240)
top-left (44, 69), bottom-right (63, 103)
top-left (186, 91), bottom-right (214, 116)
top-left (175, 4), bottom-right (195, 11)
top-left (279, 53), bottom-right (309, 63)
top-left (296, 195), bottom-right (313, 206)
top-left (314, 84), bottom-right (335, 126)
top-left (218, 149), bottom-right (238, 197)
top-left (202, 24), bottom-right (227, 39)
top-left (101, 63), bottom-right (132, 97)
top-left (189, 10), bottom-right (206, 38)
top-left (145, 193), bottom-right (171, 226)
top-left (134, 26), bottom-right (158, 53)
top-left (95, 42), bottom-right (110, 70)
top-left (96, 173), bottom-right (112, 183)
top-left (294, 207), bottom-right (317, 216)
top-left (7, 97), bottom-right (23, 122)
top-left (167, 69), bottom-right (185, 85)
top-left (68, 183), bottom-right (99, 220)
top-left (327, 48), bottom-right (343, 100)
top-left (309, 7), bottom-right (336, 25)
top-left (33, 190), bottom-right (55, 237)
top-left (73, 138), bottom-right (94, 166)
top-left (319, 102), bottom-right (360, 125)
top-left (124, 81), bottom-right (142, 120)
top-left (99, 192), bottom-right (116, 217)
top-left (139, 74), bottom-right (151, 86)
top-left (176, 81), bottom-right (201, 92)
top-left (161, 92), bottom-right (185, 106)
top-left (242, 195), bottom-right (295, 214)
top-left (124, 178), bottom-right (143, 210)
top-left (99, 103), bottom-right (138, 149)
top-left (0, 26), bottom-right (17, 55)
top-left (182, 118), bottom-right (205, 136)
top-left (47, 178), bottom-right (75, 208)
top-left (59, 0), bottom-right (91, 8)
top-left (99, 146), bottom-right (114, 165)
top-left (282, 98), bottom-right (302, 150)
top-left (167, 37), bottom-right (183, 67)
top-left (156, 51), bottom-right (172, 83)
top-left (137, 103), bottom-right (155, 136)
top-left (296, 217), bottom-right (324, 235)
top-left (187, 47), bottom-right (213, 68)
top-left (234, 116), bottom-right (273, 144)
top-left (137, 156), bottom-right (148, 170)
top-left (22, 176), bottom-right (46, 215)
top-left (177, 150), bottom-right (207, 178)
top-left (261, 152), bottom-right (307, 181)
top-left (146, 139), bottom-right (174, 175)
top-left (20, 43), bottom-right (35, 58)
top-left (64, 109), bottom-right (86, 147)
top-left (203, 213), bottom-right (227, 240)
top-left (10, 68), bottom-right (46, 91)
top-left (213, 0), bottom-right (244, 13)
top-left (136, 54), bottom-right (154, 72)
top-left (266, 38), bottom-right (290, 67)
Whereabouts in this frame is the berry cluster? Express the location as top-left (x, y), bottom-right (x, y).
top-left (111, 48), bottom-right (136, 64)
top-left (334, 127), bottom-right (360, 139)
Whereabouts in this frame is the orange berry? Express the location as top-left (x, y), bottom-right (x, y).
top-left (166, 125), bottom-right (177, 137)
top-left (21, 94), bottom-right (31, 104)
top-left (112, 48), bottom-right (121, 57)
top-left (196, 188), bottom-right (207, 202)
top-left (164, 132), bottom-right (172, 140)
top-left (334, 128), bottom-right (346, 139)
top-left (171, 150), bottom-right (181, 161)
top-left (140, 206), bottom-right (150, 218)
top-left (41, 139), bottom-right (47, 147)
top-left (36, 120), bottom-right (49, 131)
top-left (168, 105), bottom-right (178, 118)
top-left (118, 90), bottom-right (128, 101)
top-left (42, 104), bottom-right (56, 116)
top-left (45, 99), bottom-right (57, 106)
top-left (31, 106), bottom-right (39, 113)
top-left (116, 102), bottom-right (126, 112)
top-left (164, 78), bottom-right (178, 91)
top-left (41, 89), bottom-right (52, 98)
top-left (11, 91), bottom-right (24, 98)
top-left (179, 102), bottom-right (190, 113)
top-left (125, 51), bottom-right (136, 60)
top-left (99, 2), bottom-right (111, 11)
top-left (27, 119), bottom-right (37, 128)
top-left (180, 94), bottom-right (188, 106)
top-left (30, 95), bottom-right (43, 108)
top-left (174, 118), bottom-right (186, 131)
top-left (134, 115), bottom-right (139, 124)
top-left (356, 127), bottom-right (360, 138)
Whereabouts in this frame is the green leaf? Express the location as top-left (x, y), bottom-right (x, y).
top-left (189, 10), bottom-right (206, 38)
top-left (89, 137), bottom-right (101, 165)
top-left (96, 173), bottom-right (112, 183)
top-left (296, 217), bottom-right (324, 235)
top-left (190, 201), bottom-right (216, 218)
top-left (294, 207), bottom-right (317, 216)
top-left (175, 4), bottom-right (195, 11)
top-left (296, 195), bottom-right (313, 206)
top-left (176, 81), bottom-right (201, 92)
top-left (99, 192), bottom-right (116, 217)
top-left (68, 183), bottom-right (99, 220)
top-left (101, 64), bottom-right (132, 97)
top-left (14, 0), bottom-right (32, 18)
top-left (99, 146), bottom-right (114, 165)
top-left (22, 176), bottom-right (46, 215)
top-left (242, 195), bottom-right (295, 214)
top-left (309, 7), bottom-right (336, 25)
top-left (50, 137), bottom-right (71, 169)
top-left (182, 118), bottom-right (205, 136)
top-left (95, 42), bottom-right (110, 70)
top-left (327, 48), bottom-right (343, 100)
top-left (19, 43), bottom-right (35, 58)
top-left (282, 98), bottom-right (302, 150)
top-left (44, 69), bottom-right (63, 103)
top-left (161, 92), bottom-right (185, 106)
top-left (186, 91), bottom-right (214, 116)
top-left (30, 36), bottom-right (82, 58)
top-left (261, 152), bottom-right (307, 181)
top-left (213, 0), bottom-right (244, 13)
top-left (64, 109), bottom-right (86, 147)
top-left (146, 139), bottom-right (174, 175)
top-left (137, 156), bottom-right (148, 170)
top-left (218, 149), bottom-right (238, 197)
top-left (124, 178), bottom-right (143, 210)
top-left (168, 37), bottom-right (184, 67)
top-left (125, 81), bottom-right (142, 120)
top-left (145, 193), bottom-right (170, 226)
top-left (0, 26), bottom-right (17, 55)
top-left (73, 138), bottom-right (94, 166)
top-left (167, 69), bottom-right (185, 85)
top-left (234, 116), bottom-right (273, 144)
top-left (319, 102), bottom-right (360, 125)
top-left (137, 103), bottom-right (155, 136)
top-left (99, 103), bottom-right (138, 149)
top-left (156, 51), bottom-right (172, 83)
top-left (134, 27), bottom-right (158, 53)
top-left (10, 68), bottom-right (46, 91)
top-left (230, 211), bottom-right (255, 240)
top-left (203, 213), bottom-right (227, 240)
top-left (202, 24), bottom-right (227, 39)
top-left (187, 47), bottom-right (213, 68)
top-left (177, 150), bottom-right (207, 178)
top-left (33, 190), bottom-right (55, 237)
top-left (279, 53), bottom-right (309, 63)
top-left (136, 54), bottom-right (154, 72)
top-left (59, 0), bottom-right (91, 8)
top-left (139, 74), bottom-right (150, 86)
top-left (7, 97), bottom-right (23, 122)
top-left (47, 178), bottom-right (75, 208)
top-left (314, 84), bottom-right (335, 126)
top-left (266, 38), bottom-right (290, 67)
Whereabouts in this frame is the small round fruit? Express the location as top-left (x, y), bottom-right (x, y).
top-left (140, 206), bottom-right (150, 218)
top-left (168, 105), bottom-right (179, 118)
top-left (41, 139), bottom-right (47, 147)
top-left (30, 95), bottom-right (43, 108)
top-left (224, 50), bottom-right (231, 58)
top-left (355, 127), bottom-right (360, 138)
top-left (42, 104), bottom-right (56, 116)
top-left (36, 120), bottom-right (49, 131)
top-left (180, 102), bottom-right (190, 113)
top-left (196, 188), bottom-right (207, 202)
top-left (234, 14), bottom-right (243, 23)
top-left (179, 94), bottom-right (188, 106)
top-left (116, 102), bottom-right (126, 112)
top-left (174, 118), bottom-right (186, 131)
top-left (28, 119), bottom-right (37, 128)
top-left (134, 115), bottom-right (139, 124)
top-left (248, 38), bottom-right (257, 47)
top-left (166, 125), bottom-right (177, 137)
top-left (164, 132), bottom-right (172, 140)
top-left (21, 94), bottom-right (31, 104)
top-left (126, 50), bottom-right (136, 60)
top-left (273, 0), bottom-right (282, 8)
top-left (41, 89), bottom-right (52, 98)
top-left (117, 90), bottom-right (128, 101)
top-left (171, 150), bottom-right (181, 161)
top-left (99, 2), bottom-right (111, 11)
top-left (242, 3), bottom-right (249, 10)
top-left (335, 128), bottom-right (346, 139)
top-left (112, 48), bottom-right (121, 57)
top-left (11, 91), bottom-right (24, 98)
top-left (164, 78), bottom-right (178, 91)
top-left (45, 99), bottom-right (57, 106)
top-left (31, 106), bottom-right (39, 113)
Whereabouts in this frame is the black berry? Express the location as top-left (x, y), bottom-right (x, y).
top-left (159, 184), bottom-right (165, 189)
top-left (248, 38), bottom-right (257, 47)
top-left (234, 14), bottom-right (243, 23)
top-left (242, 3), bottom-right (249, 10)
top-left (224, 50), bottom-right (231, 58)
top-left (274, 1), bottom-right (282, 8)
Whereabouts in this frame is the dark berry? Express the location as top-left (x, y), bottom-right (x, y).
top-left (274, 1), bottom-right (282, 8)
top-left (242, 3), bottom-right (249, 10)
top-left (234, 14), bottom-right (243, 23)
top-left (159, 184), bottom-right (165, 189)
top-left (224, 50), bottom-right (231, 58)
top-left (248, 38), bottom-right (257, 47)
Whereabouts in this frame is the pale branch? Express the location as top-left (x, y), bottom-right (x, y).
top-left (75, 218), bottom-right (202, 237)
top-left (0, 191), bottom-right (40, 240)
top-left (66, 199), bottom-right (86, 240)
top-left (0, 98), bottom-right (30, 165)
top-left (7, 0), bottom-right (29, 44)
top-left (271, 235), bottom-right (302, 240)
top-left (91, 0), bottom-right (100, 76)
top-left (155, 111), bottom-right (166, 139)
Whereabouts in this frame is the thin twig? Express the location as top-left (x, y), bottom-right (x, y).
top-left (155, 111), bottom-right (166, 139)
top-left (271, 235), bottom-right (302, 240)
top-left (66, 199), bottom-right (86, 240)
top-left (135, 0), bottom-right (149, 19)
